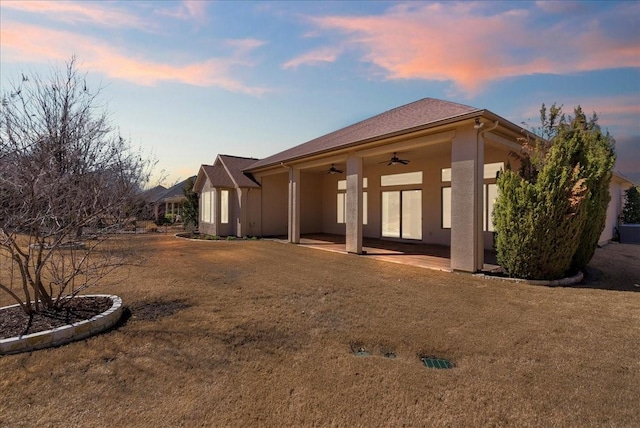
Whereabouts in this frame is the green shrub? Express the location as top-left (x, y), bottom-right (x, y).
top-left (622, 187), bottom-right (640, 224)
top-left (570, 114), bottom-right (615, 271)
top-left (155, 216), bottom-right (170, 226)
top-left (493, 105), bottom-right (615, 280)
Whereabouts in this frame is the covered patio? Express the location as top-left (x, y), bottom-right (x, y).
top-left (246, 99), bottom-right (525, 273)
top-left (291, 234), bottom-right (499, 272)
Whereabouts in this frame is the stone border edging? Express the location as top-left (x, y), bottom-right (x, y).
top-left (0, 294), bottom-right (123, 355)
top-left (474, 271), bottom-right (584, 286)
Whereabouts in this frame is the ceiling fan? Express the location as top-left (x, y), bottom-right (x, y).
top-left (381, 152), bottom-right (410, 166)
top-left (327, 164), bottom-right (343, 174)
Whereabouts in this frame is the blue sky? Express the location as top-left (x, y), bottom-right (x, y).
top-left (1, 0), bottom-right (639, 185)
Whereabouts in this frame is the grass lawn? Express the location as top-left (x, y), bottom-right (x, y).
top-left (1, 235), bottom-right (639, 426)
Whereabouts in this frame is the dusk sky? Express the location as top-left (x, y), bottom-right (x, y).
top-left (1, 0), bottom-right (639, 185)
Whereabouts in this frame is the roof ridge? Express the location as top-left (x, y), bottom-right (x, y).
top-left (219, 154), bottom-right (260, 160)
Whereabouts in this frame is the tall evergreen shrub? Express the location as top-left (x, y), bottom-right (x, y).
top-left (570, 109), bottom-right (615, 271)
top-left (493, 104), bottom-right (615, 280)
top-left (182, 176), bottom-right (199, 229)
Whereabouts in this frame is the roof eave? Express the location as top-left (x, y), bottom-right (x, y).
top-left (245, 110), bottom-right (485, 173)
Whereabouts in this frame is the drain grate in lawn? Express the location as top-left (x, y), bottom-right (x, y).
top-left (350, 342), bottom-right (371, 357)
top-left (352, 347), bottom-right (371, 357)
top-left (421, 356), bottom-right (454, 369)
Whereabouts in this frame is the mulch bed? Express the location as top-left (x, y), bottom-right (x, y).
top-left (0, 296), bottom-right (112, 340)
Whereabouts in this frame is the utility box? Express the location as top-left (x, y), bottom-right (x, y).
top-left (619, 224), bottom-right (640, 243)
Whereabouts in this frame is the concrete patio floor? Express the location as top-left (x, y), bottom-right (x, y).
top-left (281, 234), bottom-right (500, 272)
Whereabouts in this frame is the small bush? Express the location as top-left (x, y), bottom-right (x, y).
top-left (622, 186), bottom-right (640, 224)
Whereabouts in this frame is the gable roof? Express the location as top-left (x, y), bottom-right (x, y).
top-left (141, 185), bottom-right (168, 203)
top-left (203, 164), bottom-right (235, 188)
top-left (194, 155), bottom-right (261, 192)
top-left (159, 176), bottom-right (196, 202)
top-left (218, 155), bottom-right (260, 188)
top-left (246, 98), bottom-right (482, 171)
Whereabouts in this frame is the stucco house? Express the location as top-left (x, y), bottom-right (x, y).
top-left (196, 98), bottom-right (634, 272)
top-left (142, 176), bottom-right (196, 222)
top-left (194, 154), bottom-right (261, 237)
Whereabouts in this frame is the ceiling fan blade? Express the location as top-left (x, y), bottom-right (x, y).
top-left (400, 159), bottom-right (410, 165)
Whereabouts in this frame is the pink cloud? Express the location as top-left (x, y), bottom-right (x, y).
top-left (290, 2), bottom-right (640, 95)
top-left (155, 0), bottom-right (209, 25)
top-left (0, 0), bottom-right (152, 30)
top-left (0, 22), bottom-right (268, 95)
top-left (282, 46), bottom-right (343, 69)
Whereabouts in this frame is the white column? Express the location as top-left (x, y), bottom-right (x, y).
top-left (236, 188), bottom-right (248, 238)
top-left (346, 155), bottom-right (363, 254)
top-left (212, 188), bottom-right (220, 236)
top-left (288, 168), bottom-right (300, 243)
top-left (450, 126), bottom-right (484, 272)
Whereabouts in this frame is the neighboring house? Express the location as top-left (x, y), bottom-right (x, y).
top-left (196, 98), bottom-right (635, 272)
top-left (142, 177), bottom-right (196, 222)
top-left (140, 184), bottom-right (167, 221)
top-left (193, 155), bottom-right (261, 237)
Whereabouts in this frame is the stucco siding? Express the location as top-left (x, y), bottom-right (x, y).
top-left (247, 188), bottom-right (262, 237)
top-left (198, 179), bottom-right (217, 236)
top-left (600, 178), bottom-right (631, 244)
top-left (301, 171), bottom-right (323, 234)
top-left (261, 172), bottom-right (288, 236)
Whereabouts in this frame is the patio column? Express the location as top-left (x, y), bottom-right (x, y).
top-left (236, 188), bottom-right (248, 238)
top-left (346, 155), bottom-right (363, 254)
top-left (288, 167), bottom-right (300, 243)
top-left (212, 188), bottom-right (220, 236)
top-left (450, 126), bottom-right (484, 272)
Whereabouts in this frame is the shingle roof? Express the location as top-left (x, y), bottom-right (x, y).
top-left (202, 164), bottom-right (234, 188)
top-left (247, 98), bottom-right (482, 170)
top-left (218, 155), bottom-right (261, 188)
top-left (141, 185), bottom-right (168, 203)
top-left (160, 176), bottom-right (197, 200)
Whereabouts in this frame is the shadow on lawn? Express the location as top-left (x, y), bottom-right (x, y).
top-left (574, 266), bottom-right (640, 293)
top-left (112, 299), bottom-right (192, 330)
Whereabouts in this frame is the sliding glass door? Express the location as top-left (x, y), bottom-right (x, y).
top-left (381, 190), bottom-right (422, 240)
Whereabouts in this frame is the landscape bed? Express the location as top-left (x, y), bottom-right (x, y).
top-left (0, 234), bottom-right (638, 426)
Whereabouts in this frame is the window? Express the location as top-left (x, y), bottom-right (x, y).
top-left (202, 191), bottom-right (212, 223)
top-left (221, 190), bottom-right (229, 224)
top-left (484, 162), bottom-right (503, 180)
top-left (337, 193), bottom-right (345, 223)
top-left (401, 190), bottom-right (422, 239)
top-left (382, 190), bottom-right (422, 239)
top-left (381, 191), bottom-right (400, 237)
top-left (442, 187), bottom-right (451, 228)
top-left (337, 179), bottom-right (367, 225)
top-left (440, 162), bottom-right (503, 182)
top-left (381, 171), bottom-right (422, 186)
top-left (441, 185), bottom-right (498, 231)
top-left (484, 183), bottom-right (498, 232)
top-left (440, 162), bottom-right (503, 230)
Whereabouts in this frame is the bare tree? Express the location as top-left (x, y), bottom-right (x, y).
top-left (0, 57), bottom-right (154, 314)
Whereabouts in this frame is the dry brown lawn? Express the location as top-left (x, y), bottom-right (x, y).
top-left (1, 235), bottom-right (639, 427)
